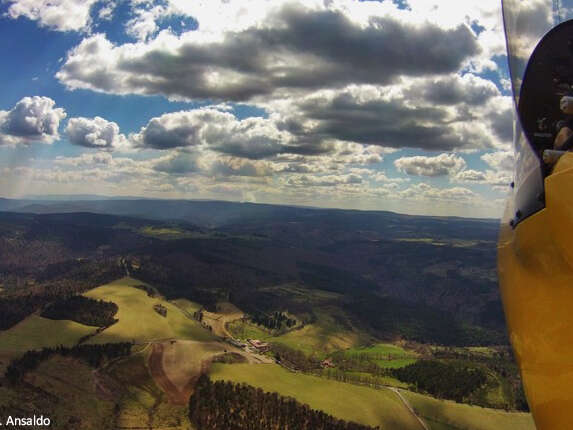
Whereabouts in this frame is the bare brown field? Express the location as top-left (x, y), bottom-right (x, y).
top-left (147, 339), bottom-right (261, 405)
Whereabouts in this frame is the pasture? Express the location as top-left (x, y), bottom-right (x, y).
top-left (402, 390), bottom-right (535, 430)
top-left (229, 308), bottom-right (367, 357)
top-left (210, 362), bottom-right (422, 429)
top-left (83, 277), bottom-right (216, 344)
top-left (210, 363), bottom-right (536, 430)
top-left (0, 315), bottom-right (95, 354)
top-left (341, 342), bottom-right (419, 369)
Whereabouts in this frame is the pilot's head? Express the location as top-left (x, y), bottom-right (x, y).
top-left (560, 94), bottom-right (573, 115)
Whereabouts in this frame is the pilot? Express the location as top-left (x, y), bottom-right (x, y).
top-left (554, 94), bottom-right (573, 150)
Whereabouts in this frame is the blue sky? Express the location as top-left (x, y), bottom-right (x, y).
top-left (0, 0), bottom-right (521, 218)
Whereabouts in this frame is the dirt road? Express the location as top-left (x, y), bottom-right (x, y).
top-left (388, 387), bottom-right (429, 430)
top-left (202, 302), bottom-right (243, 338)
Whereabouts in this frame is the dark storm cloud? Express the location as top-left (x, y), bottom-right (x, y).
top-left (281, 91), bottom-right (478, 151)
top-left (410, 75), bottom-right (499, 106)
top-left (269, 7), bottom-right (479, 82)
top-left (57, 4), bottom-right (480, 101)
top-left (210, 136), bottom-right (286, 159)
top-left (132, 112), bottom-right (202, 149)
top-left (486, 105), bottom-right (513, 142)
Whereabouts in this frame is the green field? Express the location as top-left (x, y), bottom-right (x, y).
top-left (340, 342), bottom-right (418, 369)
top-left (210, 363), bottom-right (535, 430)
top-left (402, 390), bottom-right (535, 430)
top-left (228, 320), bottom-right (272, 341)
top-left (227, 283), bottom-right (372, 356)
top-left (84, 277), bottom-right (216, 344)
top-left (376, 358), bottom-right (418, 369)
top-left (0, 278), bottom-right (215, 352)
top-left (430, 345), bottom-right (500, 357)
top-left (171, 298), bottom-right (203, 316)
top-left (210, 363), bottom-right (422, 429)
top-left (276, 312), bottom-right (364, 355)
top-left (343, 343), bottom-right (414, 356)
top-left (229, 308), bottom-right (368, 357)
top-left (0, 315), bottom-right (96, 353)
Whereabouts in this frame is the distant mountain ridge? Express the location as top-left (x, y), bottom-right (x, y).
top-left (0, 197), bottom-right (499, 238)
top-left (0, 206), bottom-right (504, 344)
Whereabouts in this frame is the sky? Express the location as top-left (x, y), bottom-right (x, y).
top-left (0, 0), bottom-right (520, 218)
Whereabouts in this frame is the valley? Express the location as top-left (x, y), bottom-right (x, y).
top-left (0, 201), bottom-right (530, 429)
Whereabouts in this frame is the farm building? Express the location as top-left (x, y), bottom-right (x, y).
top-left (248, 339), bottom-right (270, 353)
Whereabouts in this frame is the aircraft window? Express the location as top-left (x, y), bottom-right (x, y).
top-left (502, 1), bottom-right (573, 226)
top-left (519, 19), bottom-right (573, 167)
top-left (502, 0), bottom-right (554, 105)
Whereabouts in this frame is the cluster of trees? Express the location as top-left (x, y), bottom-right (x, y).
top-left (392, 360), bottom-right (487, 402)
top-left (5, 342), bottom-right (132, 384)
top-left (430, 347), bottom-right (529, 411)
top-left (251, 312), bottom-right (296, 331)
top-left (189, 375), bottom-right (379, 430)
top-left (41, 295), bottom-right (118, 327)
top-left (153, 303), bottom-right (167, 317)
top-left (0, 258), bottom-right (123, 330)
top-left (271, 344), bottom-right (321, 372)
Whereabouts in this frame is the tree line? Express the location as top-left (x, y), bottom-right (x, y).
top-left (189, 374), bottom-right (379, 430)
top-left (251, 311), bottom-right (296, 331)
top-left (5, 342), bottom-right (132, 384)
top-left (41, 295), bottom-right (118, 327)
top-left (392, 360), bottom-right (487, 402)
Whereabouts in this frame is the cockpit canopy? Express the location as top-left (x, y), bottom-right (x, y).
top-left (502, 0), bottom-right (573, 225)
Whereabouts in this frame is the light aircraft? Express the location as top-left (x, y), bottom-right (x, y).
top-left (499, 0), bottom-right (573, 428)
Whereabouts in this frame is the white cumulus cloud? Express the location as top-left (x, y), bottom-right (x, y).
top-left (65, 116), bottom-right (128, 150)
top-left (394, 153), bottom-right (466, 177)
top-left (0, 96), bottom-right (66, 145)
top-left (5, 0), bottom-right (101, 32)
